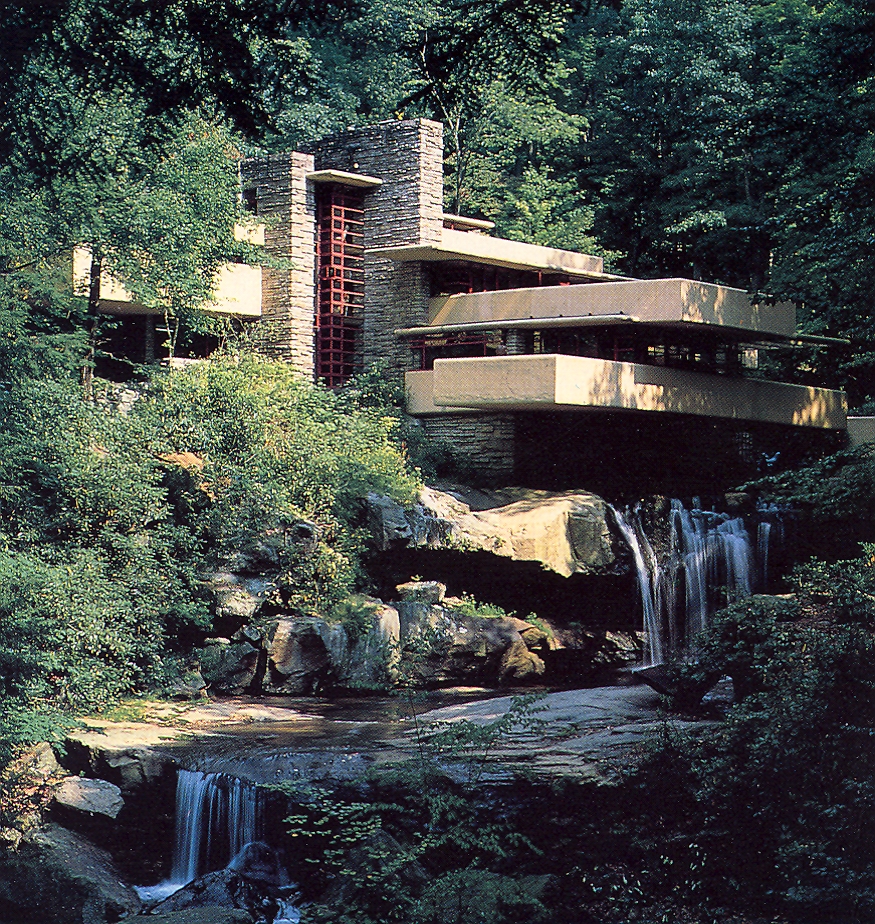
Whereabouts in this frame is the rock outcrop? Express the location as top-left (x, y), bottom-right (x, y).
top-left (151, 842), bottom-right (283, 922)
top-left (0, 823), bottom-right (142, 924)
top-left (368, 486), bottom-right (623, 577)
top-left (53, 777), bottom-right (124, 820)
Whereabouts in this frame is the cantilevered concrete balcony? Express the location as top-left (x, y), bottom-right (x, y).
top-left (72, 222), bottom-right (264, 318)
top-left (406, 355), bottom-right (847, 430)
top-left (423, 278), bottom-right (796, 341)
top-left (370, 228), bottom-right (611, 279)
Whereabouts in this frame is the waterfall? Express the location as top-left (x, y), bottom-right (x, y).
top-left (613, 499), bottom-right (762, 666)
top-left (136, 769), bottom-right (264, 903)
top-left (611, 507), bottom-right (665, 667)
top-left (171, 769), bottom-right (263, 884)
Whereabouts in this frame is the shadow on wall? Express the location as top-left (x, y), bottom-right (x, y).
top-left (512, 411), bottom-right (844, 499)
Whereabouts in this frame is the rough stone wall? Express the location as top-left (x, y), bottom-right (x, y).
top-left (241, 153), bottom-right (316, 377)
top-left (312, 120), bottom-right (444, 371)
top-left (420, 413), bottom-right (516, 484)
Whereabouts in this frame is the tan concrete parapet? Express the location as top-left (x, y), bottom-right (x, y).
top-left (846, 417), bottom-right (875, 447)
top-left (370, 227), bottom-right (606, 278)
top-left (406, 370), bottom-right (480, 415)
top-left (72, 221), bottom-right (264, 318)
top-left (427, 278), bottom-right (796, 339)
top-left (442, 214), bottom-right (495, 231)
top-left (411, 354), bottom-right (847, 429)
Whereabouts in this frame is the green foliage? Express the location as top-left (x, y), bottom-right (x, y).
top-left (672, 595), bottom-right (802, 703)
top-left (275, 695), bottom-right (548, 924)
top-left (444, 593), bottom-right (510, 621)
top-left (629, 568), bottom-right (875, 921)
top-left (0, 354), bottom-right (420, 762)
top-left (744, 444), bottom-right (875, 558)
top-left (138, 354), bottom-right (419, 618)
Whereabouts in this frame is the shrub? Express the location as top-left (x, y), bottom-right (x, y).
top-left (632, 564), bottom-right (875, 921)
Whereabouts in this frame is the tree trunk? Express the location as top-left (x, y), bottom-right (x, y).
top-left (82, 250), bottom-right (102, 400)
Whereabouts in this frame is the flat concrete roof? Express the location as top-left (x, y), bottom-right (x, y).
top-left (370, 228), bottom-right (611, 278)
top-left (425, 278), bottom-right (797, 340)
top-left (306, 169), bottom-right (383, 188)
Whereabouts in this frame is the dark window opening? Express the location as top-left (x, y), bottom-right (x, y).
top-left (242, 188), bottom-right (258, 215)
top-left (429, 263), bottom-right (575, 297)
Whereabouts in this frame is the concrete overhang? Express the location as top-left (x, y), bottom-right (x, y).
top-left (442, 214), bottom-right (495, 231)
top-left (72, 244), bottom-right (263, 319)
top-left (407, 355), bottom-right (848, 429)
top-left (370, 228), bottom-right (614, 279)
top-left (306, 169), bottom-right (383, 188)
top-left (425, 278), bottom-right (796, 339)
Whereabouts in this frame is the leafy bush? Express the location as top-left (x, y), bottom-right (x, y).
top-left (629, 572), bottom-right (875, 922)
top-left (137, 353), bottom-right (420, 616)
top-left (274, 695), bottom-right (548, 924)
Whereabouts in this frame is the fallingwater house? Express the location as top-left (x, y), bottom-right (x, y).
top-left (74, 119), bottom-right (873, 493)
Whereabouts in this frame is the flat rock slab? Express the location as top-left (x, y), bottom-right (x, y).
top-left (62, 687), bottom-right (709, 789)
top-left (54, 777), bottom-right (124, 819)
top-left (402, 685), bottom-right (709, 784)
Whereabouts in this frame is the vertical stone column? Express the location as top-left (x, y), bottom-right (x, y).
top-left (241, 153), bottom-right (316, 377)
top-left (312, 119), bottom-right (444, 371)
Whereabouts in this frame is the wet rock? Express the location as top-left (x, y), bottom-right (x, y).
top-left (0, 823), bottom-right (142, 924)
top-left (396, 580), bottom-right (446, 604)
top-left (633, 663), bottom-right (679, 698)
top-left (53, 777), bottom-right (124, 820)
top-left (63, 724), bottom-right (179, 792)
top-left (200, 640), bottom-right (262, 694)
top-left (151, 842), bottom-right (281, 922)
top-left (408, 685), bottom-right (709, 784)
top-left (702, 675), bottom-right (736, 715)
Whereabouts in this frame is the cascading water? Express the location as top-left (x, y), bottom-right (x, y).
top-left (611, 507), bottom-right (665, 667)
top-left (136, 769), bottom-right (265, 904)
top-left (171, 769), bottom-right (263, 884)
top-left (613, 499), bottom-right (768, 666)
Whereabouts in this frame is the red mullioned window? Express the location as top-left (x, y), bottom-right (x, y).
top-left (315, 184), bottom-right (365, 386)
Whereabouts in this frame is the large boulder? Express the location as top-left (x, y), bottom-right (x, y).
top-left (368, 486), bottom-right (622, 577)
top-left (264, 616), bottom-right (345, 694)
top-left (397, 599), bottom-right (550, 685)
top-left (63, 722), bottom-right (179, 792)
top-left (199, 638), bottom-right (262, 694)
top-left (264, 603), bottom-right (402, 694)
top-left (53, 777), bottom-right (124, 820)
top-left (151, 842), bottom-right (282, 923)
top-left (0, 823), bottom-right (142, 924)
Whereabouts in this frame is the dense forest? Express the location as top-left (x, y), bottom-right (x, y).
top-left (1, 1), bottom-right (875, 922)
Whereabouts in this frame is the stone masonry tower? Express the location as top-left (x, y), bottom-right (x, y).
top-left (312, 119), bottom-right (444, 371)
top-left (242, 119), bottom-right (444, 381)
